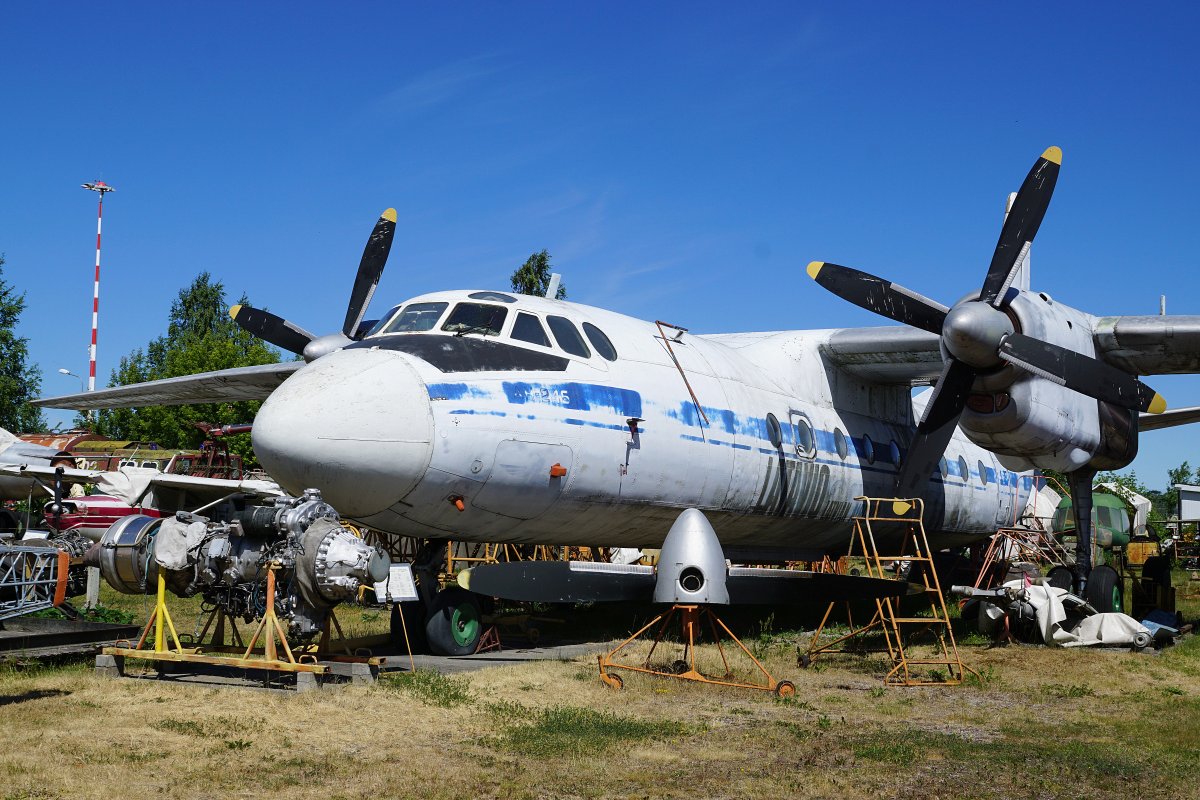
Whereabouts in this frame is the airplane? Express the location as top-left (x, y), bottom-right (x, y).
top-left (35, 148), bottom-right (1200, 655)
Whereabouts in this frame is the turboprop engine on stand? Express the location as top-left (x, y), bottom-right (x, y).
top-left (87, 489), bottom-right (389, 639)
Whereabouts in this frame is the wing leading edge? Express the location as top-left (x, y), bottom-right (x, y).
top-left (33, 362), bottom-right (303, 411)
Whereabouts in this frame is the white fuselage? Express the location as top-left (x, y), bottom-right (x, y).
top-left (251, 291), bottom-right (1032, 555)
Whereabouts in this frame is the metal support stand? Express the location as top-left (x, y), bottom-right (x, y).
top-left (598, 603), bottom-right (795, 696)
top-left (805, 497), bottom-right (975, 686)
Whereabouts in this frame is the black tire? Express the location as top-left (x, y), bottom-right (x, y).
top-left (425, 587), bottom-right (483, 656)
top-left (1085, 565), bottom-right (1123, 613)
top-left (1046, 566), bottom-right (1074, 592)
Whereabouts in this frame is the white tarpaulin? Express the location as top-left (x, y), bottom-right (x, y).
top-left (1003, 579), bottom-right (1151, 648)
top-left (154, 517), bottom-right (210, 571)
top-left (95, 467), bottom-right (161, 506)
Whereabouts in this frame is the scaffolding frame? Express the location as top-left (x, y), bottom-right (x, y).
top-left (805, 497), bottom-right (974, 686)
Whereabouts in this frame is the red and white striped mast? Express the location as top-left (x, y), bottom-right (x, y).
top-left (81, 180), bottom-right (115, 394)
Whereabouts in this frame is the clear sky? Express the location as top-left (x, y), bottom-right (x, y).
top-left (2, 2), bottom-right (1199, 490)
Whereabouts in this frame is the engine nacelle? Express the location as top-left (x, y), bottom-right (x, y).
top-left (89, 489), bottom-right (389, 639)
top-left (957, 290), bottom-right (1127, 473)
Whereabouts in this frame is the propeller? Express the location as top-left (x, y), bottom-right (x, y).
top-left (808, 147), bottom-right (1166, 496)
top-left (230, 208), bottom-right (397, 361)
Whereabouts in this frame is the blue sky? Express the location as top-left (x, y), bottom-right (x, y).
top-left (3, 3), bottom-right (1199, 490)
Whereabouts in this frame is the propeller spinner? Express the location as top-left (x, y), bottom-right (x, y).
top-left (230, 208), bottom-right (397, 361)
top-left (807, 147), bottom-right (1166, 496)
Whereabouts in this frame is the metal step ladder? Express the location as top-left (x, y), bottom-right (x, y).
top-left (804, 497), bottom-right (974, 686)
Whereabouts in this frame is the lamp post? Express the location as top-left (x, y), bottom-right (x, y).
top-left (57, 367), bottom-right (85, 392)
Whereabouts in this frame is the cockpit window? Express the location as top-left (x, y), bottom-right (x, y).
top-left (381, 302), bottom-right (448, 333)
top-left (511, 312), bottom-right (551, 347)
top-left (364, 305), bottom-right (402, 337)
top-left (546, 315), bottom-right (591, 358)
top-left (582, 323), bottom-right (617, 361)
top-left (442, 303), bottom-right (508, 337)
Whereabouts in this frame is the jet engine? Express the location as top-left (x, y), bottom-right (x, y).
top-left (89, 489), bottom-right (389, 638)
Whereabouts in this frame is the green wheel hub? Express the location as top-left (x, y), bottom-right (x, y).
top-left (451, 602), bottom-right (481, 648)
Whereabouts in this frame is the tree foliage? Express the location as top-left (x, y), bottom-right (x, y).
top-left (93, 273), bottom-right (280, 462)
top-left (510, 250), bottom-right (566, 299)
top-left (0, 254), bottom-right (47, 433)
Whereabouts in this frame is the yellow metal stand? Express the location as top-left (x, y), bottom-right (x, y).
top-left (105, 564), bottom-right (329, 675)
top-left (805, 497), bottom-right (975, 686)
top-left (599, 604), bottom-right (796, 696)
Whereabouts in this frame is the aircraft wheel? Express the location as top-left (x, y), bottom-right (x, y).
top-left (601, 672), bottom-right (623, 690)
top-left (773, 680), bottom-right (797, 698)
top-left (670, 659), bottom-right (690, 675)
top-left (1085, 565), bottom-right (1123, 613)
top-left (1046, 566), bottom-right (1074, 591)
top-left (425, 587), bottom-right (483, 656)
top-left (797, 653), bottom-right (812, 668)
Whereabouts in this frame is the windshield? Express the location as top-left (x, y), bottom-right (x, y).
top-left (441, 302), bottom-right (508, 336)
top-left (380, 302), bottom-right (448, 334)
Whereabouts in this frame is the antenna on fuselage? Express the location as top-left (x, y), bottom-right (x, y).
top-left (545, 273), bottom-right (562, 299)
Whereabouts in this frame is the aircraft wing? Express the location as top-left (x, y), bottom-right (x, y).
top-left (819, 326), bottom-right (943, 385)
top-left (32, 362), bottom-right (303, 411)
top-left (1094, 316), bottom-right (1200, 375)
top-left (0, 463), bottom-right (284, 505)
top-left (1140, 405), bottom-right (1200, 432)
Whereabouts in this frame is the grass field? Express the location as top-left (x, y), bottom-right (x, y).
top-left (1, 576), bottom-right (1197, 799)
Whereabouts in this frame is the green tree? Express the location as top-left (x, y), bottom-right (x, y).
top-left (510, 250), bottom-right (566, 299)
top-left (93, 273), bottom-right (280, 463)
top-left (0, 254), bottom-right (47, 433)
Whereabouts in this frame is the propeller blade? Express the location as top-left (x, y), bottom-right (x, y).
top-left (807, 262), bottom-right (948, 335)
top-left (460, 561), bottom-right (655, 603)
top-left (979, 147), bottom-right (1061, 305)
top-left (998, 333), bottom-right (1166, 413)
top-left (896, 358), bottom-right (977, 497)
top-left (342, 208), bottom-right (398, 339)
top-left (229, 304), bottom-right (316, 356)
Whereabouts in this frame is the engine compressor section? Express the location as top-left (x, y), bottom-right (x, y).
top-left (88, 489), bottom-right (389, 638)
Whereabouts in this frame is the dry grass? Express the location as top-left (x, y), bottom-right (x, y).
top-left (2, 627), bottom-right (1200, 799)
top-left (0, 575), bottom-right (1192, 799)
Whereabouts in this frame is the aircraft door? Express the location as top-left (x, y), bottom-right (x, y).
top-left (472, 439), bottom-right (573, 520)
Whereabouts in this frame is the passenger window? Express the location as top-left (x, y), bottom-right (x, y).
top-left (790, 412), bottom-right (815, 458)
top-left (511, 312), bottom-right (551, 347)
top-left (383, 302), bottom-right (448, 333)
top-left (861, 434), bottom-right (875, 464)
top-left (958, 456), bottom-right (969, 482)
top-left (441, 303), bottom-right (508, 336)
top-left (834, 429), bottom-right (848, 460)
top-left (546, 316), bottom-right (591, 358)
top-left (582, 323), bottom-right (618, 361)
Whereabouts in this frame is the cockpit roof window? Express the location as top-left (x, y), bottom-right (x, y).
top-left (364, 305), bottom-right (402, 337)
top-left (546, 315), bottom-right (591, 358)
top-left (510, 312), bottom-right (551, 347)
top-left (582, 322), bottom-right (617, 361)
top-left (380, 302), bottom-right (448, 334)
top-left (468, 291), bottom-right (517, 303)
top-left (442, 302), bottom-right (508, 337)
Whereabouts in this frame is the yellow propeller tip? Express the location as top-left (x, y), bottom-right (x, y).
top-left (381, 208), bottom-right (398, 223)
top-left (1041, 146), bottom-right (1063, 165)
top-left (1148, 394), bottom-right (1167, 415)
top-left (457, 569), bottom-right (471, 591)
top-left (806, 261), bottom-right (824, 279)
top-left (229, 304), bottom-right (242, 319)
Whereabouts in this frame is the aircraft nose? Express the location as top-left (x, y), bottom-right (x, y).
top-left (252, 348), bottom-right (433, 516)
